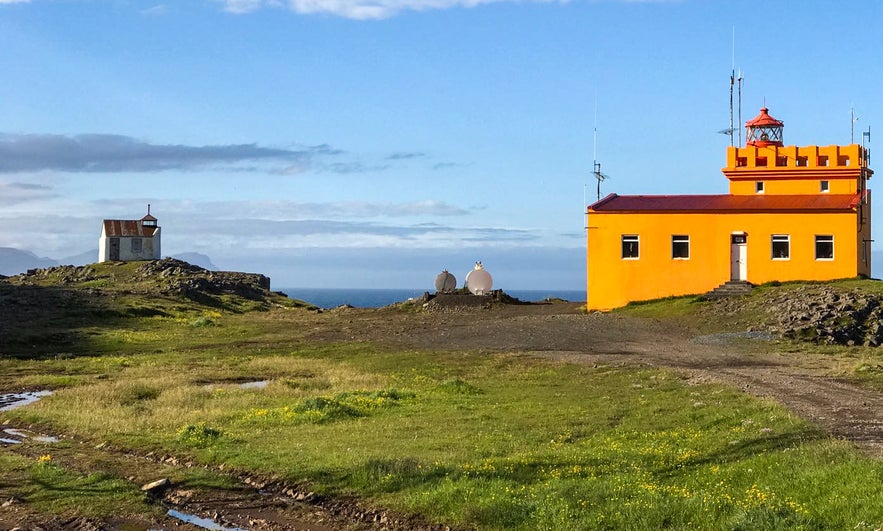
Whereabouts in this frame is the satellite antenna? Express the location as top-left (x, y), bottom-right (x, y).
top-left (434, 269), bottom-right (457, 293)
top-left (465, 262), bottom-right (493, 295)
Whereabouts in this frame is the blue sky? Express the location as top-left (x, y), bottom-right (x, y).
top-left (1, 0), bottom-right (882, 289)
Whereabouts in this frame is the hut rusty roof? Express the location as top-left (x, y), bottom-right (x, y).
top-left (102, 220), bottom-right (159, 237)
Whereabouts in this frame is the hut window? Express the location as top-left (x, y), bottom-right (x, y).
top-left (131, 238), bottom-right (142, 253)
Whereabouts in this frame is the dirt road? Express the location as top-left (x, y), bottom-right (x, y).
top-left (310, 302), bottom-right (883, 457)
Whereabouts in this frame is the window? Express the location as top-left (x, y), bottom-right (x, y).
top-left (771, 234), bottom-right (790, 259)
top-left (622, 235), bottom-right (639, 259)
top-left (775, 156), bottom-right (788, 167)
top-left (755, 181), bottom-right (765, 193)
top-left (820, 180), bottom-right (830, 192)
top-left (815, 235), bottom-right (834, 260)
top-left (796, 156), bottom-right (808, 167)
top-left (818, 155), bottom-right (829, 167)
top-left (672, 235), bottom-right (689, 259)
top-left (131, 238), bottom-right (143, 253)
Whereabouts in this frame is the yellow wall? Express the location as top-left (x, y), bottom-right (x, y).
top-left (724, 144), bottom-right (869, 195)
top-left (586, 210), bottom-right (862, 310)
top-left (729, 177), bottom-right (857, 195)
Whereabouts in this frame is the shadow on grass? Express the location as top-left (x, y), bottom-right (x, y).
top-left (0, 282), bottom-right (136, 360)
top-left (657, 427), bottom-right (828, 480)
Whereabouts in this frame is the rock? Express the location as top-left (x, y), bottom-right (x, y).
top-left (140, 478), bottom-right (171, 492)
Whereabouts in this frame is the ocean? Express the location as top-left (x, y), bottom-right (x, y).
top-left (278, 288), bottom-right (585, 309)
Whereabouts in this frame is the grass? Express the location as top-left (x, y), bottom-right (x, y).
top-left (6, 341), bottom-right (883, 529)
top-left (3, 268), bottom-right (883, 528)
top-left (0, 452), bottom-right (157, 519)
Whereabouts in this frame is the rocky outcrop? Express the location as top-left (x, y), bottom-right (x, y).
top-left (762, 286), bottom-right (883, 346)
top-left (705, 284), bottom-right (883, 347)
top-left (136, 259), bottom-right (271, 301)
top-left (421, 289), bottom-right (528, 312)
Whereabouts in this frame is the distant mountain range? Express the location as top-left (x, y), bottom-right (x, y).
top-left (0, 247), bottom-right (218, 276)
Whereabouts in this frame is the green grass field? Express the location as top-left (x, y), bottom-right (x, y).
top-left (2, 265), bottom-right (883, 529)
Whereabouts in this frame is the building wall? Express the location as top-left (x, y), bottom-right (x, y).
top-left (98, 228), bottom-right (161, 262)
top-left (586, 210), bottom-right (861, 310)
top-left (724, 144), bottom-right (867, 196)
top-left (729, 177), bottom-right (858, 195)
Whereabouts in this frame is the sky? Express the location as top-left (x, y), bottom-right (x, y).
top-left (1, 0), bottom-right (883, 290)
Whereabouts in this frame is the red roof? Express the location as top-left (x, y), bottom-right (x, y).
top-left (102, 220), bottom-right (159, 237)
top-left (589, 193), bottom-right (863, 212)
top-left (745, 107), bottom-right (783, 127)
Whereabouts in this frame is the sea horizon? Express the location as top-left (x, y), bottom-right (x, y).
top-left (279, 287), bottom-right (585, 309)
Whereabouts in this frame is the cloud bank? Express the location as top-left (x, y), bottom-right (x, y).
top-left (0, 133), bottom-right (341, 174)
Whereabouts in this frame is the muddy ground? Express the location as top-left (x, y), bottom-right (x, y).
top-left (3, 300), bottom-right (882, 530)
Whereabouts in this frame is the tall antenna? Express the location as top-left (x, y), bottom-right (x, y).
top-left (851, 105), bottom-right (860, 144)
top-left (729, 28), bottom-right (735, 147)
top-left (737, 69), bottom-right (743, 146)
top-left (592, 94), bottom-right (610, 201)
top-left (720, 28), bottom-right (742, 144)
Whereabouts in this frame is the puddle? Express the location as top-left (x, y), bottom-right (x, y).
top-left (2, 427), bottom-right (59, 444)
top-left (239, 380), bottom-right (268, 390)
top-left (166, 509), bottom-right (248, 531)
top-left (0, 391), bottom-right (53, 412)
top-left (202, 380), bottom-right (270, 391)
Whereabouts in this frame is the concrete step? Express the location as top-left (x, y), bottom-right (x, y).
top-left (704, 281), bottom-right (753, 299)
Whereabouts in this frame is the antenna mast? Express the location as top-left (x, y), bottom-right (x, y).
top-left (729, 28), bottom-right (735, 147)
top-left (721, 29), bottom-right (742, 145)
top-left (592, 95), bottom-right (610, 201)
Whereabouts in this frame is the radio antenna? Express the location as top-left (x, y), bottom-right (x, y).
top-left (592, 94), bottom-right (610, 201)
top-left (720, 28), bottom-right (741, 145)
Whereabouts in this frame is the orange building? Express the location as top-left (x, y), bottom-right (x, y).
top-left (586, 107), bottom-right (872, 310)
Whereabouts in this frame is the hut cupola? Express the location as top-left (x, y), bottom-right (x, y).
top-left (141, 204), bottom-right (157, 228)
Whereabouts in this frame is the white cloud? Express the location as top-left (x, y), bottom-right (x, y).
top-left (215, 0), bottom-right (567, 19)
top-left (216, 0), bottom-right (265, 13)
top-left (0, 0), bottom-right (30, 4)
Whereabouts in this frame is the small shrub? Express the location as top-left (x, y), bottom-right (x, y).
top-left (176, 423), bottom-right (223, 447)
top-left (189, 317), bottom-right (215, 328)
top-left (295, 396), bottom-right (363, 422)
top-left (118, 384), bottom-right (161, 406)
top-left (436, 378), bottom-right (484, 395)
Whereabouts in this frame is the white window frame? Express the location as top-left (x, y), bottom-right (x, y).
top-left (671, 235), bottom-right (689, 260)
top-left (621, 235), bottom-right (639, 260)
top-left (755, 181), bottom-right (765, 194)
top-left (815, 235), bottom-right (834, 261)
top-left (771, 234), bottom-right (790, 260)
top-left (820, 180), bottom-right (830, 193)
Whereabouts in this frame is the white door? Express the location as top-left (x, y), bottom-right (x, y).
top-left (730, 234), bottom-right (747, 281)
